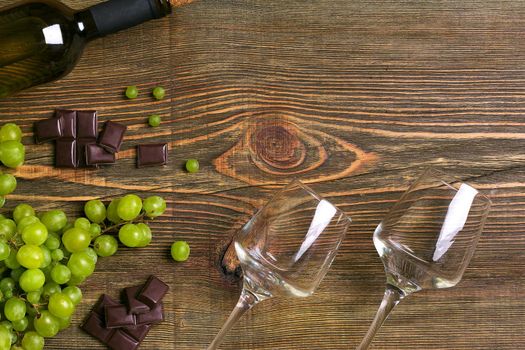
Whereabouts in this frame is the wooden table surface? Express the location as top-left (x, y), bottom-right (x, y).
top-left (1, 0), bottom-right (524, 349)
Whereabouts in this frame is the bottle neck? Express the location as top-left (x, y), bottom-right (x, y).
top-left (75, 0), bottom-right (172, 41)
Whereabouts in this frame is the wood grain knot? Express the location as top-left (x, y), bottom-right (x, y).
top-left (213, 115), bottom-right (378, 185)
top-left (251, 124), bottom-right (306, 170)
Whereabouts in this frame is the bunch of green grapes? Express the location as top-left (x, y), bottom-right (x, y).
top-left (0, 194), bottom-right (166, 350)
top-left (0, 124), bottom-right (25, 169)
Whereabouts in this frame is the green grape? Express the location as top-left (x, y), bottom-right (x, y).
top-left (0, 278), bottom-right (15, 293)
top-left (125, 85), bottom-right (139, 99)
top-left (56, 315), bottom-right (71, 330)
top-left (148, 114), bottom-right (161, 127)
top-left (39, 246), bottom-right (51, 269)
top-left (0, 124), bottom-right (22, 143)
top-left (0, 321), bottom-right (12, 331)
top-left (50, 264), bottom-right (71, 285)
top-left (106, 199), bottom-right (122, 224)
top-left (25, 305), bottom-right (38, 318)
top-left (0, 219), bottom-right (16, 240)
top-left (4, 250), bottom-right (20, 270)
top-left (16, 216), bottom-right (39, 234)
top-left (10, 268), bottom-right (24, 282)
top-left (0, 141), bottom-right (25, 168)
top-left (142, 196), bottom-right (166, 218)
top-left (93, 235), bottom-right (118, 257)
top-left (73, 218), bottom-right (90, 231)
top-left (88, 223), bottom-right (102, 239)
top-left (118, 224), bottom-right (144, 248)
top-left (19, 269), bottom-right (45, 292)
top-left (136, 223), bottom-right (152, 248)
top-left (12, 317), bottom-right (28, 332)
top-left (50, 249), bottom-right (64, 262)
top-left (44, 233), bottom-right (60, 250)
top-left (0, 174), bottom-right (16, 196)
top-left (48, 293), bottom-right (74, 319)
top-left (84, 200), bottom-right (106, 224)
top-left (33, 310), bottom-right (59, 338)
top-left (26, 291), bottom-right (41, 305)
top-left (3, 290), bottom-right (12, 299)
top-left (40, 265), bottom-right (52, 283)
top-left (152, 86), bottom-right (166, 100)
top-left (4, 298), bottom-right (26, 322)
top-left (22, 332), bottom-right (45, 350)
top-left (60, 222), bottom-right (73, 234)
top-left (16, 245), bottom-right (43, 269)
top-left (185, 159), bottom-right (199, 173)
top-left (8, 331), bottom-right (16, 346)
top-left (21, 222), bottom-right (48, 246)
top-left (41, 282), bottom-right (61, 300)
top-left (40, 210), bottom-right (67, 232)
top-left (0, 197), bottom-right (4, 209)
top-left (83, 248), bottom-right (98, 265)
top-left (0, 326), bottom-right (9, 350)
top-left (13, 204), bottom-right (35, 224)
top-left (171, 241), bottom-right (190, 262)
top-left (0, 242), bottom-right (10, 261)
top-left (61, 228), bottom-right (90, 253)
top-left (67, 251), bottom-right (95, 278)
top-left (117, 195), bottom-right (142, 221)
top-left (62, 286), bottom-right (82, 306)
top-left (66, 274), bottom-right (85, 286)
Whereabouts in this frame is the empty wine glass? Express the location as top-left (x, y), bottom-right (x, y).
top-left (208, 180), bottom-right (351, 349)
top-left (357, 168), bottom-right (492, 349)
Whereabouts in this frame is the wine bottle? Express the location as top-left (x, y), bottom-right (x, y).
top-left (0, 0), bottom-right (193, 99)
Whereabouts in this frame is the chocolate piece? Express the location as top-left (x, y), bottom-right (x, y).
top-left (86, 144), bottom-right (116, 165)
top-left (105, 304), bottom-right (136, 328)
top-left (55, 140), bottom-right (77, 168)
top-left (136, 143), bottom-right (168, 168)
top-left (76, 110), bottom-right (98, 139)
top-left (34, 117), bottom-right (62, 143)
top-left (81, 312), bottom-right (115, 344)
top-left (124, 285), bottom-right (150, 315)
top-left (136, 302), bottom-right (164, 325)
top-left (107, 330), bottom-right (140, 350)
top-left (77, 139), bottom-right (97, 168)
top-left (137, 275), bottom-right (169, 308)
top-left (56, 109), bottom-right (76, 138)
top-left (99, 121), bottom-right (127, 153)
top-left (122, 324), bottom-right (151, 342)
top-left (93, 294), bottom-right (119, 316)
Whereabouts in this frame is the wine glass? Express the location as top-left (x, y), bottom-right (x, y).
top-left (208, 180), bottom-right (351, 349)
top-left (357, 168), bottom-right (492, 349)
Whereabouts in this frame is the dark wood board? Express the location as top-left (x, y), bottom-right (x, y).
top-left (0, 0), bottom-right (524, 349)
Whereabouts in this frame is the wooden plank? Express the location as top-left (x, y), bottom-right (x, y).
top-left (0, 0), bottom-right (524, 349)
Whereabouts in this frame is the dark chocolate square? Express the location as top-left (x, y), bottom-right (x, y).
top-left (81, 312), bottom-right (115, 344)
top-left (55, 140), bottom-right (77, 168)
top-left (34, 117), bottom-right (62, 143)
top-left (137, 275), bottom-right (169, 308)
top-left (107, 330), bottom-right (140, 350)
top-left (98, 121), bottom-right (127, 153)
top-left (137, 143), bottom-right (168, 168)
top-left (56, 109), bottom-right (76, 139)
top-left (77, 139), bottom-right (97, 168)
top-left (136, 302), bottom-right (163, 325)
top-left (93, 294), bottom-right (119, 317)
top-left (122, 324), bottom-right (151, 342)
top-left (76, 110), bottom-right (98, 139)
top-left (105, 304), bottom-right (136, 328)
top-left (86, 144), bottom-right (116, 165)
top-left (124, 285), bottom-right (150, 315)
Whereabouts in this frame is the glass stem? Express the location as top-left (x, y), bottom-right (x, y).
top-left (207, 288), bottom-right (265, 350)
top-left (356, 284), bottom-right (406, 350)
